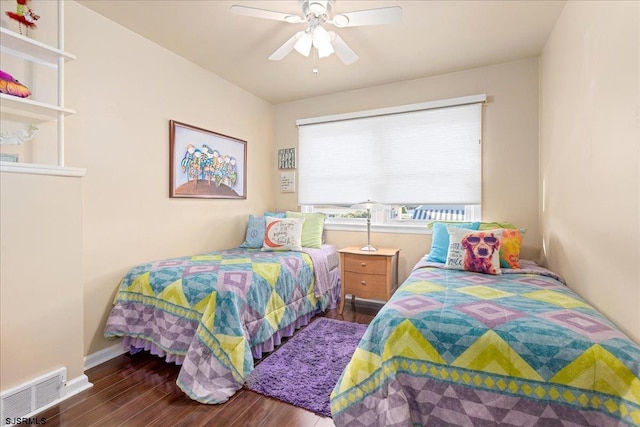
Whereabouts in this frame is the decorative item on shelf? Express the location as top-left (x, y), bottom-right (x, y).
top-left (6, 0), bottom-right (39, 35)
top-left (0, 70), bottom-right (31, 98)
top-left (0, 124), bottom-right (38, 145)
top-left (0, 153), bottom-right (20, 162)
top-left (351, 200), bottom-right (384, 251)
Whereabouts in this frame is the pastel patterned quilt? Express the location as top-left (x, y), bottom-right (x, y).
top-left (331, 260), bottom-right (640, 426)
top-left (105, 246), bottom-right (340, 403)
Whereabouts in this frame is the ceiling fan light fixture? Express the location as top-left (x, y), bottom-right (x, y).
top-left (317, 42), bottom-right (334, 58)
top-left (312, 25), bottom-right (331, 49)
top-left (294, 32), bottom-right (313, 56)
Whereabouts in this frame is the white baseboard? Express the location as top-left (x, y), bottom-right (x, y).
top-left (84, 342), bottom-right (126, 370)
top-left (64, 374), bottom-right (93, 398)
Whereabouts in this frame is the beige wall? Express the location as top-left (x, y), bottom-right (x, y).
top-left (0, 173), bottom-right (84, 390)
top-left (64, 2), bottom-right (274, 357)
top-left (540, 1), bottom-right (640, 342)
top-left (274, 59), bottom-right (541, 282)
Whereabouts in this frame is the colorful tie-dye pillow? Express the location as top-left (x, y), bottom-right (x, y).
top-left (498, 228), bottom-right (525, 269)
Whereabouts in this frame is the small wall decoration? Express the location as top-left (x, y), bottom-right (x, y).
top-left (169, 120), bottom-right (247, 199)
top-left (278, 148), bottom-right (295, 169)
top-left (280, 171), bottom-right (295, 193)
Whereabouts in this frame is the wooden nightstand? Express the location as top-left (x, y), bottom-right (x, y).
top-left (338, 247), bottom-right (400, 315)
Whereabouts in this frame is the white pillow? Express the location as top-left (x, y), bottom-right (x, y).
top-left (262, 217), bottom-right (305, 251)
top-left (445, 226), bottom-right (502, 275)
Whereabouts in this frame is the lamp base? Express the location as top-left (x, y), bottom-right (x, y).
top-left (360, 245), bottom-right (378, 252)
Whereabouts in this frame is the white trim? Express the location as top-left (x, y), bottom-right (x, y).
top-left (84, 342), bottom-right (126, 370)
top-left (296, 94), bottom-right (486, 126)
top-left (63, 375), bottom-right (92, 398)
top-left (325, 222), bottom-right (432, 235)
top-left (0, 162), bottom-right (86, 177)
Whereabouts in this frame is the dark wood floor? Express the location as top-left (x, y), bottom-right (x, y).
top-left (36, 301), bottom-right (381, 427)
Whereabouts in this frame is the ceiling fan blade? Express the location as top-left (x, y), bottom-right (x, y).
top-left (230, 5), bottom-right (302, 23)
top-left (332, 6), bottom-right (402, 27)
top-left (329, 32), bottom-right (359, 65)
top-left (269, 32), bottom-right (304, 61)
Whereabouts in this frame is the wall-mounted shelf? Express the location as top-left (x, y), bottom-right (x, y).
top-left (0, 27), bottom-right (75, 68)
top-left (0, 161), bottom-right (85, 177)
top-left (0, 0), bottom-right (76, 171)
top-left (0, 93), bottom-right (75, 121)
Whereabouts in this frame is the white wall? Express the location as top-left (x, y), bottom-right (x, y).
top-left (540, 0), bottom-right (640, 342)
top-left (274, 58), bottom-right (541, 282)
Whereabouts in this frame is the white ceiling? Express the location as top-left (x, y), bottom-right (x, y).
top-left (78, 0), bottom-right (566, 104)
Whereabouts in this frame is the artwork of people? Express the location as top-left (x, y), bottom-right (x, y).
top-left (180, 144), bottom-right (239, 189)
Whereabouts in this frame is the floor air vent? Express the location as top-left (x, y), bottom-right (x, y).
top-left (1, 368), bottom-right (65, 422)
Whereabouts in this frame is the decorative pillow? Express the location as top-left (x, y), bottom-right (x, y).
top-left (285, 211), bottom-right (326, 248)
top-left (262, 217), bottom-right (304, 251)
top-left (239, 215), bottom-right (266, 249)
top-left (264, 211), bottom-right (286, 218)
top-left (499, 228), bottom-right (525, 269)
top-left (445, 226), bottom-right (502, 275)
top-left (426, 222), bottom-right (481, 263)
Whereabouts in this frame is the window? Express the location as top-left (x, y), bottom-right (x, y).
top-left (297, 95), bottom-right (485, 231)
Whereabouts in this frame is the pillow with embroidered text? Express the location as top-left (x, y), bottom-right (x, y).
top-left (445, 226), bottom-right (502, 275)
top-left (262, 217), bottom-right (304, 251)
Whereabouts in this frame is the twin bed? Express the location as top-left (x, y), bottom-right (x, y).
top-left (104, 218), bottom-right (640, 426)
top-left (330, 259), bottom-right (640, 426)
top-left (105, 244), bottom-right (340, 403)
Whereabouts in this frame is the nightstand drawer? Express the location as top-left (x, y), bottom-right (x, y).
top-left (343, 272), bottom-right (388, 300)
top-left (343, 254), bottom-right (387, 275)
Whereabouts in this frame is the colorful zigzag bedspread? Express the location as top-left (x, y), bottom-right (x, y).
top-left (331, 261), bottom-right (640, 426)
top-left (105, 246), bottom-right (339, 404)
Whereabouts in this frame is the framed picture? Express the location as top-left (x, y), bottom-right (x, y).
top-left (169, 120), bottom-right (247, 199)
top-left (278, 148), bottom-right (295, 169)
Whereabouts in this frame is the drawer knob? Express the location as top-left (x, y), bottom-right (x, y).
top-left (360, 262), bottom-right (367, 266)
top-left (360, 280), bottom-right (366, 285)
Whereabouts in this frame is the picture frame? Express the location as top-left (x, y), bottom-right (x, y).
top-left (169, 120), bottom-right (247, 199)
top-left (278, 148), bottom-right (296, 169)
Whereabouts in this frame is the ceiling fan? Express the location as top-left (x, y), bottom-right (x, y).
top-left (230, 0), bottom-right (402, 65)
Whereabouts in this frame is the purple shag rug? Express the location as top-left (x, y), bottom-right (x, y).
top-left (245, 317), bottom-right (367, 417)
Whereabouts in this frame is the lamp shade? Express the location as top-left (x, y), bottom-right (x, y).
top-left (312, 26), bottom-right (331, 50)
top-left (351, 200), bottom-right (384, 210)
top-left (294, 32), bottom-right (313, 57)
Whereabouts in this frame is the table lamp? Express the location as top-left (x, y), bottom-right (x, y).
top-left (352, 200), bottom-right (383, 251)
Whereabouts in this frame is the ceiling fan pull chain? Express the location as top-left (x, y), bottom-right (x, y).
top-left (313, 47), bottom-right (319, 74)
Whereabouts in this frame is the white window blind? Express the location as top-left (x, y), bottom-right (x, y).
top-left (297, 100), bottom-right (483, 206)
